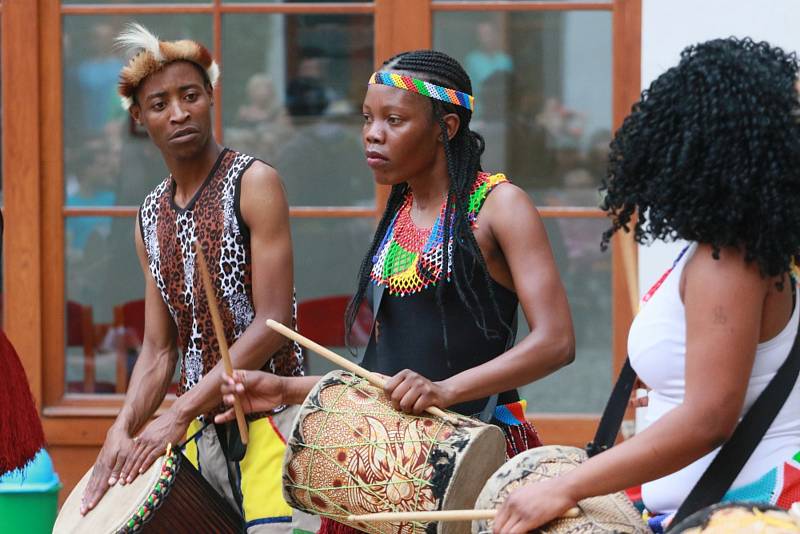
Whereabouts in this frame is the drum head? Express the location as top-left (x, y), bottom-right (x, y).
top-left (669, 503), bottom-right (800, 533)
top-left (473, 445), bottom-right (648, 534)
top-left (54, 455), bottom-right (167, 534)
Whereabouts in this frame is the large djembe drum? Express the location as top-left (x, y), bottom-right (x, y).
top-left (283, 370), bottom-right (507, 534)
top-left (669, 503), bottom-right (800, 533)
top-left (54, 447), bottom-right (242, 533)
top-left (473, 445), bottom-right (648, 534)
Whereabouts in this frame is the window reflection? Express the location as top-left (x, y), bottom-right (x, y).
top-left (519, 217), bottom-right (612, 413)
top-left (222, 14), bottom-right (374, 206)
top-left (434, 10), bottom-right (612, 207)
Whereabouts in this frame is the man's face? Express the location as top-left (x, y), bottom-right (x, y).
top-left (129, 61), bottom-right (214, 160)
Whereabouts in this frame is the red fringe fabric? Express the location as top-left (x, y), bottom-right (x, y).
top-left (0, 329), bottom-right (45, 475)
top-left (318, 518), bottom-right (361, 534)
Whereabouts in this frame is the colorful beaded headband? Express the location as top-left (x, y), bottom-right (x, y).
top-left (369, 71), bottom-right (475, 112)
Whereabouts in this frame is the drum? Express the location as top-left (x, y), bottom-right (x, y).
top-left (282, 370), bottom-right (507, 534)
top-left (53, 447), bottom-right (242, 533)
top-left (473, 445), bottom-right (648, 534)
top-left (669, 503), bottom-right (800, 533)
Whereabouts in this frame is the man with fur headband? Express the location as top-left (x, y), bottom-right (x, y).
top-left (80, 23), bottom-right (318, 533)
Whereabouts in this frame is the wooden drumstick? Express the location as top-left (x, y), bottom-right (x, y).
top-left (194, 241), bottom-right (249, 445)
top-left (347, 507), bottom-right (580, 523)
top-left (266, 319), bottom-right (458, 423)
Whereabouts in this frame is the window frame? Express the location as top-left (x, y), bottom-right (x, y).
top-left (3, 0), bottom-right (640, 447)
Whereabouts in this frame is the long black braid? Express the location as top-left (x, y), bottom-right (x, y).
top-left (345, 49), bottom-right (512, 348)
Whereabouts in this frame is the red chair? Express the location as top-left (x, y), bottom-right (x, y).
top-left (113, 299), bottom-right (145, 393)
top-left (113, 299), bottom-right (179, 395)
top-left (296, 295), bottom-right (372, 348)
top-left (64, 300), bottom-right (100, 393)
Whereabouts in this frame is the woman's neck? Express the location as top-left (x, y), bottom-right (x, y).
top-left (405, 154), bottom-right (450, 212)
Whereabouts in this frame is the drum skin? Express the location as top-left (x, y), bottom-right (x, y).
top-left (473, 445), bottom-right (648, 534)
top-left (669, 503), bottom-right (800, 533)
top-left (283, 370), bottom-right (507, 534)
top-left (54, 451), bottom-right (243, 533)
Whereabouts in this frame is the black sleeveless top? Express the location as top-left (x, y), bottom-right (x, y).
top-left (362, 277), bottom-right (520, 415)
top-left (362, 172), bottom-right (520, 415)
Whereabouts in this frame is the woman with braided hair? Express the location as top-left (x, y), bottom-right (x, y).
top-left (217, 49), bottom-right (575, 533)
top-left (345, 48), bottom-right (574, 436)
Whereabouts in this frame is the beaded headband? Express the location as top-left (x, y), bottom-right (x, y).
top-left (369, 71), bottom-right (475, 112)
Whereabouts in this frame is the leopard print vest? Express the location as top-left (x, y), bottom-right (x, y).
top-left (138, 148), bottom-right (304, 408)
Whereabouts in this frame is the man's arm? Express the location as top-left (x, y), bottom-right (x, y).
top-left (171, 161), bottom-right (296, 421)
top-left (81, 217), bottom-right (179, 514)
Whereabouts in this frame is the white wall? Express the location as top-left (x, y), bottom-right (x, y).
top-left (638, 0), bottom-right (800, 294)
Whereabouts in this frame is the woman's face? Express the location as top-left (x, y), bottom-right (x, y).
top-left (361, 83), bottom-right (441, 186)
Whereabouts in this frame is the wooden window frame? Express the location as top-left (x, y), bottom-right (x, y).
top-left (3, 0), bottom-right (639, 448)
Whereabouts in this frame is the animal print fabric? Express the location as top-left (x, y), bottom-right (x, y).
top-left (138, 148), bottom-right (303, 417)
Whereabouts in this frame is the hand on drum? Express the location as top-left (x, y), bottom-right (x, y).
top-left (214, 370), bottom-right (285, 423)
top-left (492, 478), bottom-right (578, 534)
top-left (383, 369), bottom-right (455, 415)
top-left (117, 408), bottom-right (191, 486)
top-left (80, 425), bottom-right (136, 515)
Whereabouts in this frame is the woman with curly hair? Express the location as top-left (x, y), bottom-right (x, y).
top-left (493, 37), bottom-right (800, 533)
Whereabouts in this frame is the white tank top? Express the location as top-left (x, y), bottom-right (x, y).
top-left (628, 243), bottom-right (800, 514)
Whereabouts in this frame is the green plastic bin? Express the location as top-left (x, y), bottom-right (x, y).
top-left (0, 449), bottom-right (61, 534)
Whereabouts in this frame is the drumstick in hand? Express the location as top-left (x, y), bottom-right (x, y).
top-left (194, 241), bottom-right (249, 445)
top-left (266, 319), bottom-right (458, 423)
top-left (347, 507), bottom-right (580, 523)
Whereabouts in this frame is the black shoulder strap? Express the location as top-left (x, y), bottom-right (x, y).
top-left (586, 357), bottom-right (637, 457)
top-left (372, 283), bottom-right (384, 323)
top-left (353, 283), bottom-right (385, 365)
top-left (668, 321), bottom-right (800, 528)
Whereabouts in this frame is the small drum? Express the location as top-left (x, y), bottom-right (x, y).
top-left (54, 447), bottom-right (242, 533)
top-left (670, 503), bottom-right (800, 533)
top-left (473, 445), bottom-right (648, 534)
top-left (283, 370), bottom-right (507, 534)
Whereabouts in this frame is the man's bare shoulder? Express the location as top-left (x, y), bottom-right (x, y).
top-left (241, 159), bottom-right (285, 195)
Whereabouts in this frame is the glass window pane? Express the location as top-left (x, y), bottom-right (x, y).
top-left (222, 14), bottom-right (374, 206)
top-left (291, 217), bottom-right (374, 375)
top-left (434, 1), bottom-right (610, 3)
top-left (65, 216), bottom-right (180, 394)
top-left (63, 15), bottom-right (212, 208)
top-left (518, 217), bottom-right (611, 413)
top-left (433, 10), bottom-right (611, 207)
top-left (222, 0), bottom-right (368, 3)
top-left (63, 0), bottom-right (202, 3)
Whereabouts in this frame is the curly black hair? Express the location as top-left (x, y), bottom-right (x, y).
top-left (344, 50), bottom-right (510, 346)
top-left (601, 37), bottom-right (800, 278)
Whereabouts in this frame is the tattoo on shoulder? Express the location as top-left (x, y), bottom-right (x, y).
top-left (713, 305), bottom-right (728, 325)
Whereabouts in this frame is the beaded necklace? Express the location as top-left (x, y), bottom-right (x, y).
top-left (370, 172), bottom-right (508, 296)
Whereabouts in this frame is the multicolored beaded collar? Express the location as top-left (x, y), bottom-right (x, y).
top-left (368, 71), bottom-right (475, 112)
top-left (117, 447), bottom-right (179, 533)
top-left (370, 172), bottom-right (508, 296)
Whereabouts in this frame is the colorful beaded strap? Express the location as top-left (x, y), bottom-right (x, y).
top-left (369, 71), bottom-right (475, 111)
top-left (370, 172), bottom-right (508, 296)
top-left (117, 447), bottom-right (180, 533)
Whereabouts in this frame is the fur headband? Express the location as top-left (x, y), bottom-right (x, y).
top-left (115, 23), bottom-right (220, 110)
